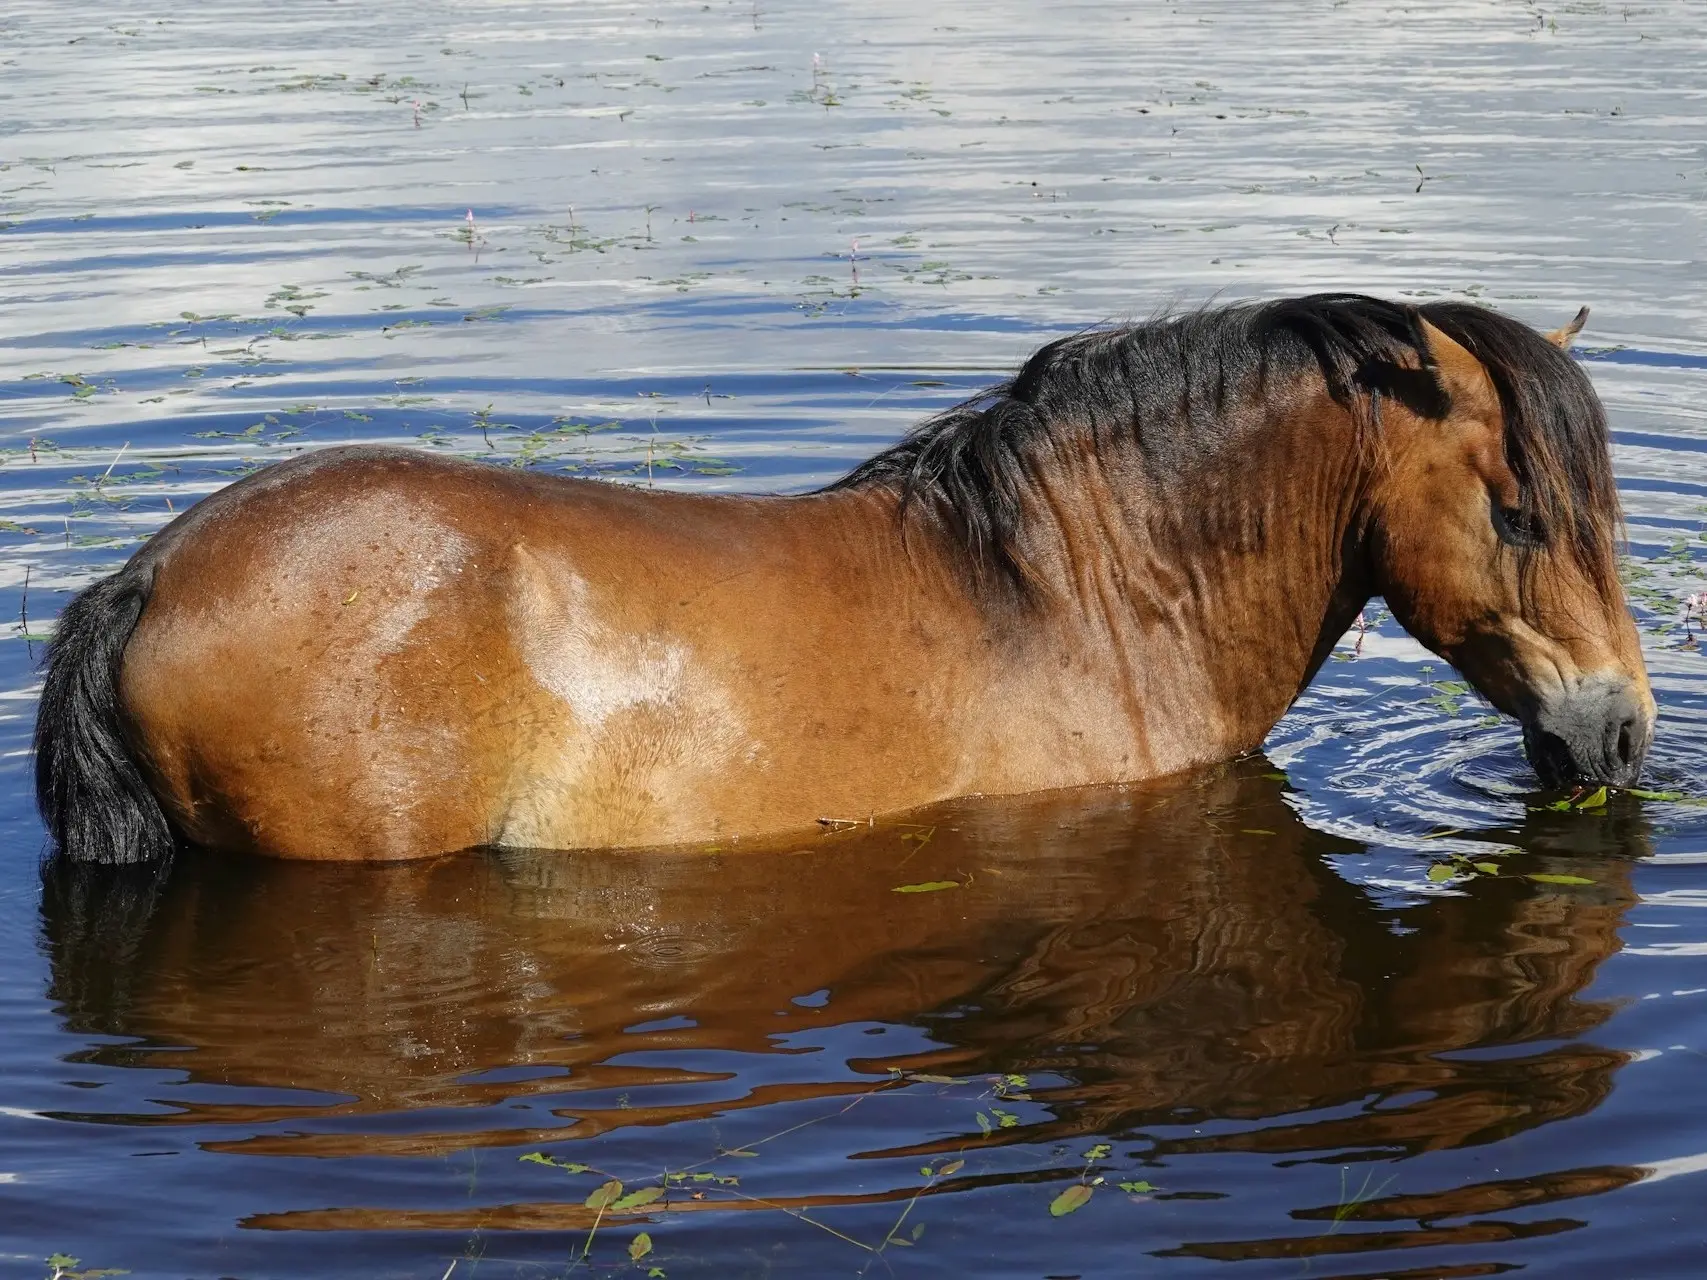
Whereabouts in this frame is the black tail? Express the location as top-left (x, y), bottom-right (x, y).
top-left (34, 563), bottom-right (175, 865)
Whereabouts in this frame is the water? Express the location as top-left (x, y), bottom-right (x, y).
top-left (3, 0), bottom-right (1707, 1275)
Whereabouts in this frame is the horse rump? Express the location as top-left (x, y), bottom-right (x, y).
top-left (34, 562), bottom-right (175, 867)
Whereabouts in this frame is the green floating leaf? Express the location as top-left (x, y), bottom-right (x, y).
top-left (1550, 785), bottom-right (1611, 811)
top-left (519, 1152), bottom-right (591, 1173)
top-left (892, 881), bottom-right (958, 894)
top-left (1083, 1144), bottom-right (1111, 1162)
top-left (613, 1186), bottom-right (664, 1212)
top-left (1119, 1180), bottom-right (1157, 1194)
top-left (976, 1111), bottom-right (993, 1136)
top-left (1426, 863), bottom-right (1456, 883)
top-left (1527, 872), bottom-right (1595, 886)
top-left (1473, 863), bottom-right (1502, 876)
top-left (585, 1179), bottom-right (624, 1210)
top-left (47, 1264), bottom-right (127, 1280)
top-left (629, 1232), bottom-right (653, 1261)
top-left (1050, 1184), bottom-right (1094, 1217)
top-left (1627, 788), bottom-right (1686, 802)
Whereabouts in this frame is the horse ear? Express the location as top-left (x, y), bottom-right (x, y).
top-left (1413, 316), bottom-right (1519, 500)
top-left (1414, 317), bottom-right (1496, 409)
top-left (1545, 305), bottom-right (1590, 349)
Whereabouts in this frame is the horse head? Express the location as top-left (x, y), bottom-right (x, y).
top-left (1363, 305), bottom-right (1653, 788)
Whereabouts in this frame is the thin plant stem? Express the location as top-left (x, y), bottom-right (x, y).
top-left (98, 442), bottom-right (129, 484)
top-left (709, 1185), bottom-right (875, 1252)
top-left (665, 1084), bottom-right (893, 1180)
top-left (566, 1198), bottom-right (610, 1273)
top-left (20, 565), bottom-right (30, 661)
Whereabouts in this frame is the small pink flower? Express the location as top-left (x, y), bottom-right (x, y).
top-left (1681, 592), bottom-right (1707, 631)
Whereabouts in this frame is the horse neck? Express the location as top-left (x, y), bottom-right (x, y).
top-left (1018, 392), bottom-right (1372, 769)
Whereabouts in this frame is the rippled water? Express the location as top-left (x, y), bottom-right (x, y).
top-left (4, 1), bottom-right (1707, 1276)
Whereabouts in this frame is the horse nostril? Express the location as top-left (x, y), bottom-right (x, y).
top-left (1617, 720), bottom-right (1634, 767)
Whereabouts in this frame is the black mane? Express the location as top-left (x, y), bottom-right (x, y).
top-left (829, 293), bottom-right (1618, 596)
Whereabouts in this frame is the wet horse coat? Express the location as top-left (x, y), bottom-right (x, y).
top-left (35, 295), bottom-right (1653, 863)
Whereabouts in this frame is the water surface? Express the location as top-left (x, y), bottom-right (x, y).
top-left (3, 1), bottom-right (1707, 1276)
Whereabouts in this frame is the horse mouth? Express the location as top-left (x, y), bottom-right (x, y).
top-left (1522, 718), bottom-right (1648, 791)
top-left (1523, 724), bottom-right (1584, 789)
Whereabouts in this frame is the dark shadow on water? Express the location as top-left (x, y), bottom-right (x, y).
top-left (37, 757), bottom-right (1657, 1266)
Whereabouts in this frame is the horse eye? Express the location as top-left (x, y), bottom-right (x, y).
top-left (1493, 501), bottom-right (1544, 547)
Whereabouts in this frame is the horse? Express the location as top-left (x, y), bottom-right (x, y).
top-left (34, 293), bottom-right (1653, 865)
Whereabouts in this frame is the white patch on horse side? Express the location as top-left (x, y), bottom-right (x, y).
top-left (501, 549), bottom-right (754, 847)
top-left (518, 572), bottom-right (690, 731)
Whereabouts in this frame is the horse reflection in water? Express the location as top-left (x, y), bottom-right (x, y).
top-left (44, 763), bottom-right (1654, 1266)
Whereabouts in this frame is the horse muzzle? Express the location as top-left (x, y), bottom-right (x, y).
top-left (1521, 672), bottom-right (1654, 789)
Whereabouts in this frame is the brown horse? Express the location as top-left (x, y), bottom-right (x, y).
top-left (34, 294), bottom-right (1653, 864)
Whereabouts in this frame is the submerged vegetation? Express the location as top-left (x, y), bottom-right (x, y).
top-left (509, 1066), bottom-right (1168, 1272)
